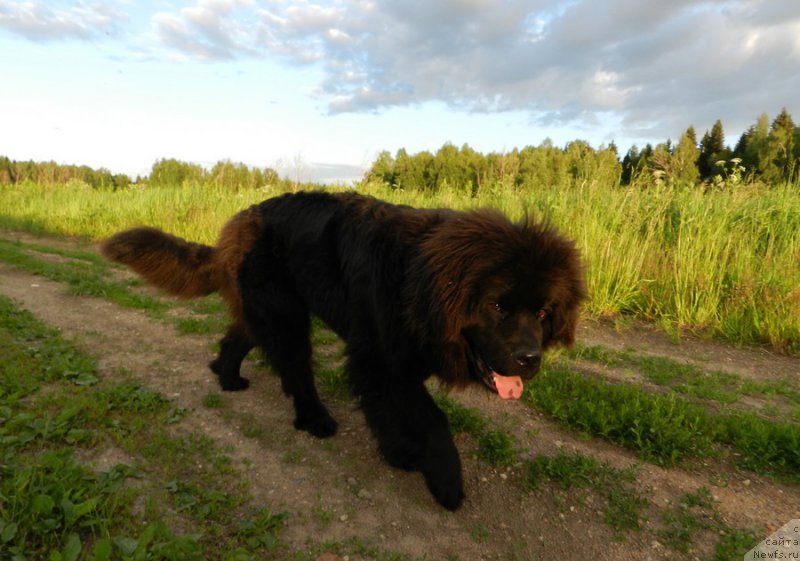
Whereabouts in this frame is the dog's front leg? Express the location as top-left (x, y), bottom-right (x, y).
top-left (350, 353), bottom-right (464, 510)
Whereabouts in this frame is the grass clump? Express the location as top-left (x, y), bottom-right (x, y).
top-left (658, 488), bottom-right (717, 552)
top-left (569, 343), bottom-right (800, 411)
top-left (717, 413), bottom-right (800, 476)
top-left (0, 294), bottom-right (288, 560)
top-left (434, 394), bottom-right (517, 467)
top-left (525, 366), bottom-right (715, 465)
top-left (656, 487), bottom-right (760, 559)
top-left (0, 238), bottom-right (167, 315)
top-left (521, 451), bottom-right (648, 536)
top-left (527, 363), bottom-right (800, 481)
top-left (202, 392), bottom-right (225, 409)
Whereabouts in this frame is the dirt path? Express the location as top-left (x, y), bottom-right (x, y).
top-left (1, 233), bottom-right (799, 560)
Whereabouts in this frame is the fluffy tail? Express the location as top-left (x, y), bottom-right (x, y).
top-left (100, 227), bottom-right (219, 298)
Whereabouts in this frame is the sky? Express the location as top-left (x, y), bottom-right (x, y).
top-left (1, 0), bottom-right (799, 183)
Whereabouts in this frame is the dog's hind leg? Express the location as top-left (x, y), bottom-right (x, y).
top-left (239, 277), bottom-right (337, 438)
top-left (209, 320), bottom-right (253, 391)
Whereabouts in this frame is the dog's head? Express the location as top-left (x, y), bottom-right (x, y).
top-left (409, 210), bottom-right (586, 396)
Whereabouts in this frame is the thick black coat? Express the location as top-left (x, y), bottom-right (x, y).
top-left (102, 191), bottom-right (586, 510)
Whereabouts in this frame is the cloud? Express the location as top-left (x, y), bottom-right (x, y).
top-left (0, 0), bottom-right (124, 41)
top-left (40, 0), bottom-right (795, 144)
top-left (152, 0), bottom-right (259, 60)
top-left (150, 0), bottom-right (795, 138)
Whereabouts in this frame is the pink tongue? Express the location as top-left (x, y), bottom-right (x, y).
top-left (493, 373), bottom-right (524, 400)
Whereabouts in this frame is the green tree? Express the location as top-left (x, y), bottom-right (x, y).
top-left (763, 108), bottom-right (796, 183)
top-left (733, 113), bottom-right (769, 179)
top-left (698, 120), bottom-right (729, 180)
top-left (670, 127), bottom-right (700, 185)
top-left (149, 158), bottom-right (205, 187)
top-left (0, 156), bottom-right (12, 183)
top-left (486, 149), bottom-right (520, 191)
top-left (621, 145), bottom-right (640, 185)
top-left (210, 160), bottom-right (254, 190)
top-left (393, 148), bottom-right (435, 191)
top-left (365, 150), bottom-right (395, 186)
top-left (564, 140), bottom-right (595, 182)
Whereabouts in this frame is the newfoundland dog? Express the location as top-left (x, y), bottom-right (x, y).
top-left (102, 191), bottom-right (586, 510)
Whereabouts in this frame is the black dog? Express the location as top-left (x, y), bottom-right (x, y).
top-left (102, 191), bottom-right (586, 510)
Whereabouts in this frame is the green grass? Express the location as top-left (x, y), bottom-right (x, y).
top-left (655, 487), bottom-right (760, 560)
top-left (0, 238), bottom-right (168, 315)
top-left (658, 488), bottom-right (717, 552)
top-left (0, 237), bottom-right (240, 343)
top-left (1, 179), bottom-right (798, 351)
top-left (569, 343), bottom-right (800, 412)
top-left (0, 294), bottom-right (288, 560)
top-left (525, 364), bottom-right (800, 480)
top-left (434, 394), bottom-right (517, 467)
top-left (521, 451), bottom-right (648, 537)
top-left (437, 393), bottom-right (648, 537)
top-left (202, 392), bottom-right (225, 409)
top-left (525, 366), bottom-right (716, 465)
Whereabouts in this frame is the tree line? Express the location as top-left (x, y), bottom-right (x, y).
top-left (367, 108), bottom-right (800, 192)
top-left (0, 157), bottom-right (286, 191)
top-left (0, 157), bottom-right (132, 189)
top-left (2, 108), bottom-right (797, 192)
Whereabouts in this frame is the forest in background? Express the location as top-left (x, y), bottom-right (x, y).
top-left (1, 108), bottom-right (798, 192)
top-left (365, 108), bottom-right (799, 193)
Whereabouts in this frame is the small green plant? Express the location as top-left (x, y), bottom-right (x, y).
top-left (711, 528), bottom-right (761, 561)
top-left (658, 488), bottom-right (716, 551)
top-left (317, 364), bottom-right (350, 398)
top-left (711, 158), bottom-right (747, 189)
top-left (476, 429), bottom-right (517, 467)
top-left (202, 392), bottom-right (225, 409)
top-left (434, 394), bottom-right (517, 467)
top-left (521, 451), bottom-right (648, 536)
top-left (235, 508), bottom-right (287, 552)
top-left (525, 366), bottom-right (716, 465)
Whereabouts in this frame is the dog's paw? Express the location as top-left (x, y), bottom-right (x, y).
top-left (218, 374), bottom-right (250, 392)
top-left (294, 410), bottom-right (338, 438)
top-left (418, 435), bottom-right (465, 511)
top-left (426, 477), bottom-right (465, 511)
top-left (209, 360), bottom-right (250, 391)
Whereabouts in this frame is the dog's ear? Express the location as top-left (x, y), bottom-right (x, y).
top-left (546, 300), bottom-right (581, 349)
top-left (545, 259), bottom-right (587, 349)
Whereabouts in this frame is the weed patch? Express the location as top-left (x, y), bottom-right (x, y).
top-left (526, 364), bottom-right (800, 481)
top-left (568, 343), bottom-right (800, 409)
top-left (434, 394), bottom-right (518, 467)
top-left (521, 451), bottom-right (648, 536)
top-left (0, 295), bottom-right (288, 560)
top-left (525, 366), bottom-right (716, 464)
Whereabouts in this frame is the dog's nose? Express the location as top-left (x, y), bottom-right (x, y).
top-left (512, 349), bottom-right (541, 369)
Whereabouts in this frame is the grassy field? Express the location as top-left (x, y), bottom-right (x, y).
top-left (0, 179), bottom-right (798, 352)
top-left (2, 176), bottom-right (799, 559)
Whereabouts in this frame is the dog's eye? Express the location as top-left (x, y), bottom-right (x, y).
top-left (537, 309), bottom-right (548, 321)
top-left (488, 302), bottom-right (508, 318)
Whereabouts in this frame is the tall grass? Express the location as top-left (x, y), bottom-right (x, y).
top-left (0, 179), bottom-right (798, 351)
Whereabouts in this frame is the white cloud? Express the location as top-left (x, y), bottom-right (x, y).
top-left (152, 0), bottom-right (257, 60)
top-left (193, 0), bottom-right (796, 142)
top-left (6, 0), bottom-right (798, 147)
top-left (0, 0), bottom-right (124, 41)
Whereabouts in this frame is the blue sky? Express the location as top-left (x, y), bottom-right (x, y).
top-left (2, 0), bottom-right (799, 182)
